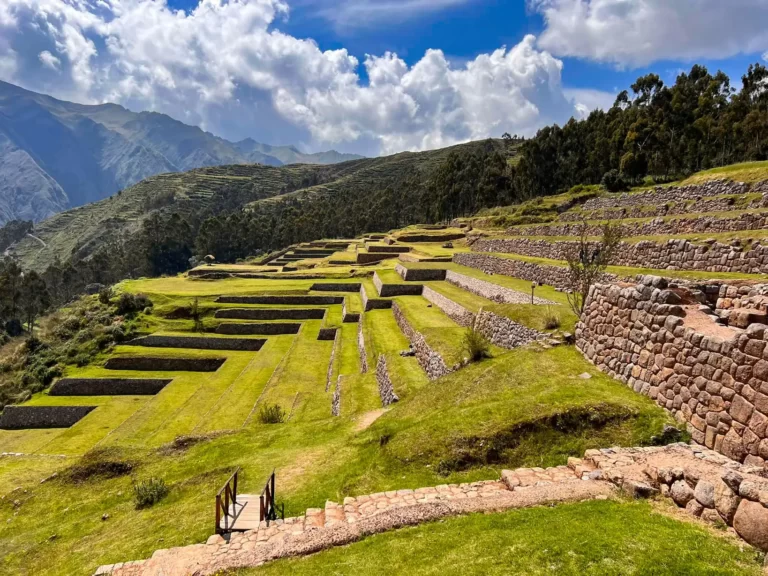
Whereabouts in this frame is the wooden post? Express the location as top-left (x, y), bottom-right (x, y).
top-left (215, 494), bottom-right (221, 534)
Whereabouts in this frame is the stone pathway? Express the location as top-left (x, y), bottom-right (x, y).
top-left (94, 444), bottom-right (768, 576)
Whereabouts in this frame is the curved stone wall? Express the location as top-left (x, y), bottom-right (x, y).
top-left (49, 378), bottom-right (172, 396)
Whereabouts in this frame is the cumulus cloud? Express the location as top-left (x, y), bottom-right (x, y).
top-left (531, 0), bottom-right (768, 68)
top-left (38, 50), bottom-right (61, 70)
top-left (564, 88), bottom-right (616, 118)
top-left (0, 0), bottom-right (578, 155)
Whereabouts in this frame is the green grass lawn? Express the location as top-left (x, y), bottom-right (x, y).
top-left (237, 499), bottom-right (764, 576)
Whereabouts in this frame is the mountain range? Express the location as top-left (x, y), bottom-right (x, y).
top-left (0, 81), bottom-right (362, 224)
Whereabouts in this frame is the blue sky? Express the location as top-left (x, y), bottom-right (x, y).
top-left (2, 0), bottom-right (767, 155)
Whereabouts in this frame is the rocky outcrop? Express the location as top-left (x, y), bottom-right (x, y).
top-left (375, 355), bottom-right (399, 406)
top-left (577, 276), bottom-right (768, 467)
top-left (392, 303), bottom-right (452, 380)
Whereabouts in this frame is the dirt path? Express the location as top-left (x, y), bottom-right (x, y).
top-left (355, 408), bottom-right (388, 431)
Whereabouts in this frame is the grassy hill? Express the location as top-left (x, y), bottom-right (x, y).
top-left (8, 139), bottom-right (516, 271)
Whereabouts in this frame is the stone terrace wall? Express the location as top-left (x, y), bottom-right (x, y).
top-left (326, 331), bottom-right (340, 391)
top-left (576, 276), bottom-right (768, 467)
top-left (215, 308), bottom-right (326, 320)
top-left (395, 264), bottom-right (446, 282)
top-left (104, 357), bottom-right (226, 372)
top-left (216, 323), bottom-right (302, 335)
top-left (392, 302), bottom-right (452, 379)
top-left (580, 179), bottom-right (755, 211)
top-left (559, 195), bottom-right (767, 222)
top-left (318, 328), bottom-right (338, 341)
top-left (342, 299), bottom-right (360, 323)
top-left (0, 406), bottom-right (96, 429)
top-left (374, 272), bottom-right (424, 297)
top-left (475, 237), bottom-right (768, 276)
top-left (360, 284), bottom-right (392, 311)
top-left (421, 286), bottom-right (475, 327)
top-left (217, 295), bottom-right (343, 305)
top-left (129, 336), bottom-right (265, 351)
top-left (445, 270), bottom-right (556, 305)
top-left (475, 311), bottom-right (542, 350)
top-left (505, 212), bottom-right (768, 238)
top-left (311, 283), bottom-right (362, 292)
top-left (375, 355), bottom-right (399, 406)
top-left (49, 378), bottom-right (172, 396)
top-left (357, 320), bottom-right (368, 373)
top-left (332, 376), bottom-right (342, 416)
top-left (454, 253), bottom-right (580, 291)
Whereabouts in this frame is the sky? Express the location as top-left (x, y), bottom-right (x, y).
top-left (1, 0), bottom-right (767, 157)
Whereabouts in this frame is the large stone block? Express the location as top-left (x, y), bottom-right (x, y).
top-left (733, 500), bottom-right (768, 551)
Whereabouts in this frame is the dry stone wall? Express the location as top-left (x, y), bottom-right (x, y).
top-left (318, 328), bottom-right (338, 341)
top-left (421, 286), bottom-right (474, 327)
top-left (576, 276), bottom-right (768, 467)
top-left (215, 308), bottom-right (326, 320)
top-left (331, 376), bottom-right (342, 416)
top-left (453, 253), bottom-right (582, 291)
top-left (505, 212), bottom-right (768, 238)
top-left (217, 295), bottom-right (343, 305)
top-left (474, 237), bottom-right (768, 276)
top-left (360, 284), bottom-right (392, 311)
top-left (311, 283), bottom-right (361, 292)
top-left (445, 270), bottom-right (556, 305)
top-left (392, 302), bottom-right (452, 380)
top-left (129, 336), bottom-right (266, 351)
top-left (580, 180), bottom-right (756, 211)
top-left (49, 378), bottom-right (172, 396)
top-left (475, 311), bottom-right (542, 350)
top-left (375, 355), bottom-right (399, 406)
top-left (374, 272), bottom-right (424, 297)
top-left (395, 264), bottom-right (446, 281)
top-left (357, 320), bottom-right (368, 373)
top-left (0, 406), bottom-right (96, 429)
top-left (105, 357), bottom-right (225, 371)
top-left (216, 323), bottom-right (302, 335)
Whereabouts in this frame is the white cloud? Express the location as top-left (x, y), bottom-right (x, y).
top-left (763, 51), bottom-right (768, 62)
top-left (564, 87), bottom-right (615, 118)
top-left (531, 0), bottom-right (768, 68)
top-left (0, 0), bottom-right (578, 155)
top-left (38, 50), bottom-right (61, 70)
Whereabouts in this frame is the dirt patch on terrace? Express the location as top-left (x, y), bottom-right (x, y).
top-left (355, 409), bottom-right (389, 431)
top-left (681, 305), bottom-right (738, 340)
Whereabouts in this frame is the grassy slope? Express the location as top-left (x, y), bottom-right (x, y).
top-left (240, 500), bottom-right (763, 575)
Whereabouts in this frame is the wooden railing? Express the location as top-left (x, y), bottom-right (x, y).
top-left (215, 467), bottom-right (240, 534)
top-left (259, 469), bottom-right (284, 527)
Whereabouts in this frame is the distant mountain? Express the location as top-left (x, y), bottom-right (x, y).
top-left (0, 81), bottom-right (364, 224)
top-left (234, 139), bottom-right (363, 166)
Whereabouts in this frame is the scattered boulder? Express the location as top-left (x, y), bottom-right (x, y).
top-left (670, 480), bottom-right (694, 506)
top-left (733, 499), bottom-right (768, 552)
top-left (694, 480), bottom-right (715, 508)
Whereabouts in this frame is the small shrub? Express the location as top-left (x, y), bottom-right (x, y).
top-left (462, 326), bottom-right (491, 362)
top-left (133, 477), bottom-right (169, 509)
top-left (543, 308), bottom-right (561, 330)
top-left (601, 169), bottom-right (628, 192)
top-left (258, 404), bottom-right (286, 424)
top-left (98, 287), bottom-right (114, 305)
top-left (115, 293), bottom-right (153, 316)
